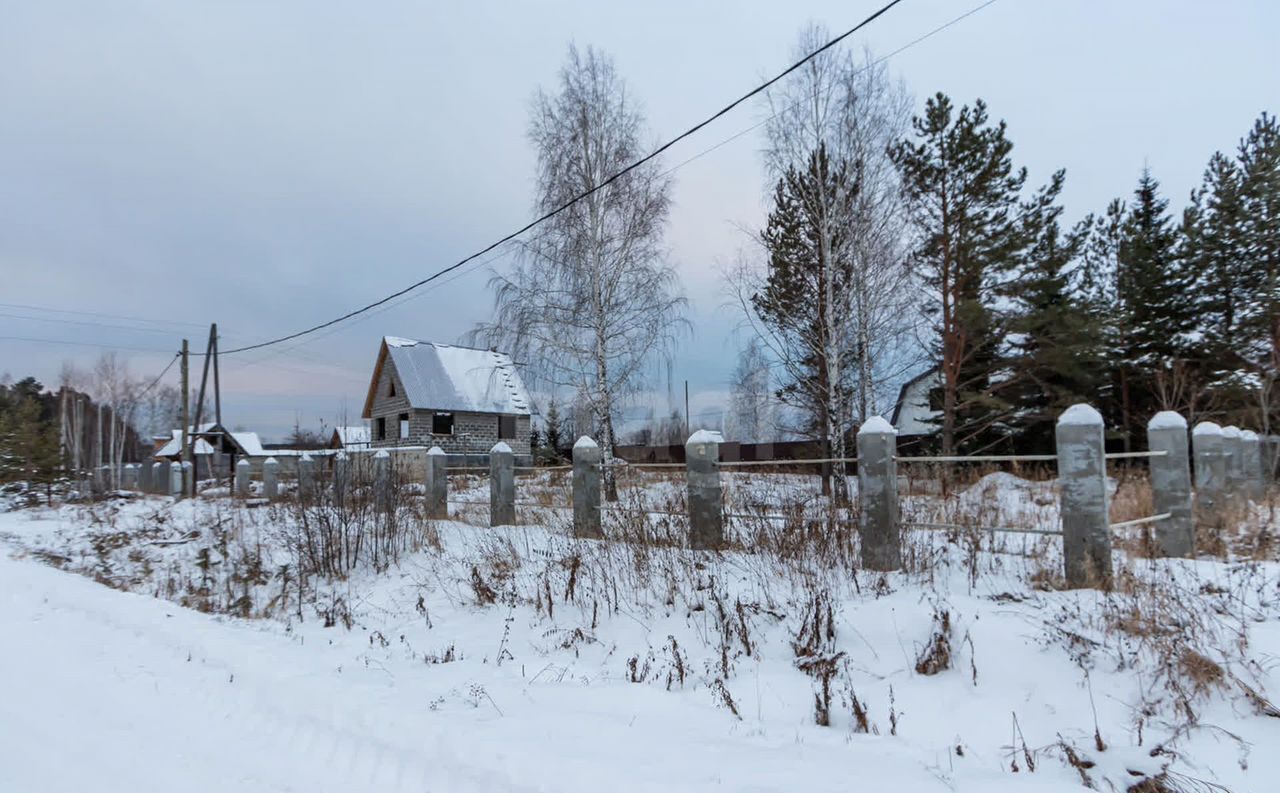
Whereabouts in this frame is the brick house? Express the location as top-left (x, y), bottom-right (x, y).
top-left (361, 336), bottom-right (532, 458)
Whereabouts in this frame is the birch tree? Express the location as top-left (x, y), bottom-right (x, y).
top-left (726, 338), bottom-right (774, 443)
top-left (474, 45), bottom-right (685, 499)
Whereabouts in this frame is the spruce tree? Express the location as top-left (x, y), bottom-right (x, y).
top-left (890, 94), bottom-right (1028, 454)
top-left (1236, 112), bottom-right (1280, 375)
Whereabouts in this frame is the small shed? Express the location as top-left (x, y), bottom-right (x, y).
top-left (361, 336), bottom-right (533, 458)
top-left (891, 367), bottom-right (941, 439)
top-left (329, 425), bottom-right (371, 450)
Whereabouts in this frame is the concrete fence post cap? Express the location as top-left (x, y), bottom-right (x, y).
top-left (427, 446), bottom-right (446, 456)
top-left (1148, 411), bottom-right (1187, 430)
top-left (1240, 429), bottom-right (1259, 441)
top-left (686, 429), bottom-right (723, 446)
top-left (1058, 403), bottom-right (1103, 426)
top-left (169, 461), bottom-right (182, 469)
top-left (373, 450), bottom-right (389, 458)
top-left (236, 458), bottom-right (250, 467)
top-left (300, 451), bottom-right (312, 461)
top-left (1192, 422), bottom-right (1223, 436)
top-left (573, 435), bottom-right (598, 450)
top-left (858, 415), bottom-right (896, 435)
top-left (264, 457), bottom-right (278, 465)
top-left (334, 450), bottom-right (347, 460)
top-left (1221, 425), bottom-right (1242, 438)
top-left (491, 441), bottom-right (513, 454)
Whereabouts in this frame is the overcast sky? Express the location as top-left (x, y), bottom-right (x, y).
top-left (2, 0), bottom-right (1277, 440)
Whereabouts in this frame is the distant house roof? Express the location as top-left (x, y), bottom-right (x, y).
top-left (330, 425), bottom-right (371, 449)
top-left (891, 367), bottom-right (941, 437)
top-left (362, 336), bottom-right (532, 418)
top-left (154, 424), bottom-right (265, 458)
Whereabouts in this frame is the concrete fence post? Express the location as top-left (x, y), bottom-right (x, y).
top-left (1055, 403), bottom-right (1112, 588)
top-left (262, 457), bottom-right (279, 501)
top-left (426, 447), bottom-right (447, 519)
top-left (857, 416), bottom-right (900, 571)
top-left (1269, 435), bottom-right (1280, 482)
top-left (1192, 422), bottom-right (1226, 526)
top-left (572, 435), bottom-right (602, 539)
top-left (332, 451), bottom-right (348, 508)
top-left (138, 460), bottom-right (153, 493)
top-left (121, 463), bottom-right (138, 491)
top-left (490, 442), bottom-right (516, 527)
top-left (685, 430), bottom-right (724, 550)
top-left (1221, 425), bottom-right (1245, 498)
top-left (1146, 411), bottom-right (1194, 557)
top-left (96, 464), bottom-right (112, 495)
top-left (235, 458), bottom-right (252, 498)
top-left (168, 461), bottom-right (184, 498)
top-left (182, 461), bottom-right (194, 498)
top-left (151, 461), bottom-right (166, 495)
top-left (1240, 430), bottom-right (1264, 502)
top-left (374, 450), bottom-right (391, 513)
top-left (297, 452), bottom-right (316, 502)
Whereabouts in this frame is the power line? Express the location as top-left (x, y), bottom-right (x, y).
top-left (0, 310), bottom-right (198, 337)
top-left (136, 352), bottom-right (181, 400)
top-left (0, 335), bottom-right (175, 354)
top-left (217, 0), bottom-right (908, 357)
top-left (0, 301), bottom-right (207, 330)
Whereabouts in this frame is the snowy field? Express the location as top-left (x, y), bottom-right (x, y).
top-left (2, 472), bottom-right (1278, 792)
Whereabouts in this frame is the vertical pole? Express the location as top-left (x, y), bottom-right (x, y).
top-left (856, 416), bottom-right (900, 571)
top-left (684, 380), bottom-right (690, 438)
top-left (1240, 430), bottom-right (1264, 502)
top-left (572, 435), bottom-right (602, 539)
top-left (426, 447), bottom-right (447, 519)
top-left (1192, 422), bottom-right (1226, 531)
top-left (489, 442), bottom-right (515, 527)
top-left (333, 450), bottom-right (349, 508)
top-left (138, 459), bottom-right (152, 493)
top-left (685, 430), bottom-right (723, 550)
top-left (121, 463), bottom-right (138, 491)
top-left (180, 339), bottom-right (189, 487)
top-left (1221, 425), bottom-right (1244, 499)
top-left (152, 461), bottom-right (166, 495)
top-left (1146, 412), bottom-right (1193, 557)
top-left (168, 461), bottom-right (183, 498)
top-left (262, 457), bottom-right (279, 501)
top-left (1056, 404), bottom-right (1112, 588)
top-left (297, 452), bottom-right (316, 502)
top-left (374, 450), bottom-right (391, 513)
top-left (235, 458), bottom-right (251, 498)
top-left (212, 323), bottom-right (221, 427)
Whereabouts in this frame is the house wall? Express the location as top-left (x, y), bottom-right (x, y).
top-left (368, 356), bottom-right (531, 456)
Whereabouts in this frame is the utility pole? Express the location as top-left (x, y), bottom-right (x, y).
top-left (180, 339), bottom-right (190, 486)
top-left (685, 380), bottom-right (690, 437)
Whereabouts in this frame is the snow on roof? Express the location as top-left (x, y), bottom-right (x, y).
top-left (333, 426), bottom-right (370, 447)
top-left (381, 337), bottom-right (531, 416)
top-left (155, 427), bottom-right (264, 457)
top-left (1058, 404), bottom-right (1103, 426)
top-left (1147, 411), bottom-right (1187, 430)
top-left (858, 415), bottom-right (897, 435)
top-left (1192, 421), bottom-right (1222, 436)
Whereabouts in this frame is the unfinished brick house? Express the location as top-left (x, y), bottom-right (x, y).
top-left (362, 336), bottom-right (532, 458)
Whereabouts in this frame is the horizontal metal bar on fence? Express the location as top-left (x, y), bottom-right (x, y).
top-left (1103, 450), bottom-right (1168, 459)
top-left (603, 462), bottom-right (688, 470)
top-left (596, 504), bottom-right (688, 517)
top-left (1108, 512), bottom-right (1171, 530)
top-left (446, 499), bottom-right (488, 506)
top-left (446, 467), bottom-right (491, 474)
top-left (895, 454), bottom-right (1058, 463)
top-left (514, 465), bottom-right (574, 472)
top-left (901, 520), bottom-right (1063, 536)
top-left (716, 457), bottom-right (859, 468)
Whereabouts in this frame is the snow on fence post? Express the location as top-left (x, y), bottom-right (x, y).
top-left (297, 452), bottom-right (316, 502)
top-left (857, 416), bottom-right (900, 571)
top-left (1221, 425), bottom-right (1245, 498)
top-left (168, 461), bottom-right (184, 498)
top-left (234, 458), bottom-right (251, 498)
top-left (685, 430), bottom-right (724, 550)
top-left (373, 450), bottom-right (391, 513)
top-left (426, 447), bottom-right (447, 519)
top-left (489, 442), bottom-right (515, 527)
top-left (572, 436), bottom-right (602, 539)
top-left (1240, 430), bottom-right (1264, 502)
top-left (262, 457), bottom-right (279, 501)
top-left (1055, 404), bottom-right (1112, 588)
top-left (1146, 412), bottom-right (1194, 557)
top-left (151, 461), bottom-right (166, 495)
top-left (121, 463), bottom-right (138, 491)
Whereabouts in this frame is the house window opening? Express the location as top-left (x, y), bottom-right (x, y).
top-left (432, 413), bottom-right (454, 435)
top-left (498, 415), bottom-right (516, 440)
top-left (375, 416), bottom-right (387, 441)
top-left (399, 413), bottom-right (410, 440)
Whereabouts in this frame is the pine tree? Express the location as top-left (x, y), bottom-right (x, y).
top-left (1112, 169), bottom-right (1196, 447)
top-left (890, 94), bottom-right (1029, 453)
top-left (1000, 172), bottom-right (1101, 450)
top-left (1236, 112), bottom-right (1280, 375)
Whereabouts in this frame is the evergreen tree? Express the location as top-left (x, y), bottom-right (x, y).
top-left (1111, 170), bottom-right (1196, 447)
top-left (890, 94), bottom-right (1029, 453)
top-left (1236, 112), bottom-right (1280, 376)
top-left (542, 398), bottom-right (565, 461)
top-left (1000, 172), bottom-right (1101, 450)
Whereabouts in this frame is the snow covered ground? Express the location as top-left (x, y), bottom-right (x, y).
top-left (2, 475), bottom-right (1278, 792)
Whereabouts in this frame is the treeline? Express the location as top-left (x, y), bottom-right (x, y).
top-left (731, 26), bottom-right (1278, 457)
top-left (892, 99), bottom-right (1277, 453)
top-left (0, 377), bottom-right (61, 491)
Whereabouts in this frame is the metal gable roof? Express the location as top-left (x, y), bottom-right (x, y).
top-left (381, 336), bottom-right (531, 416)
